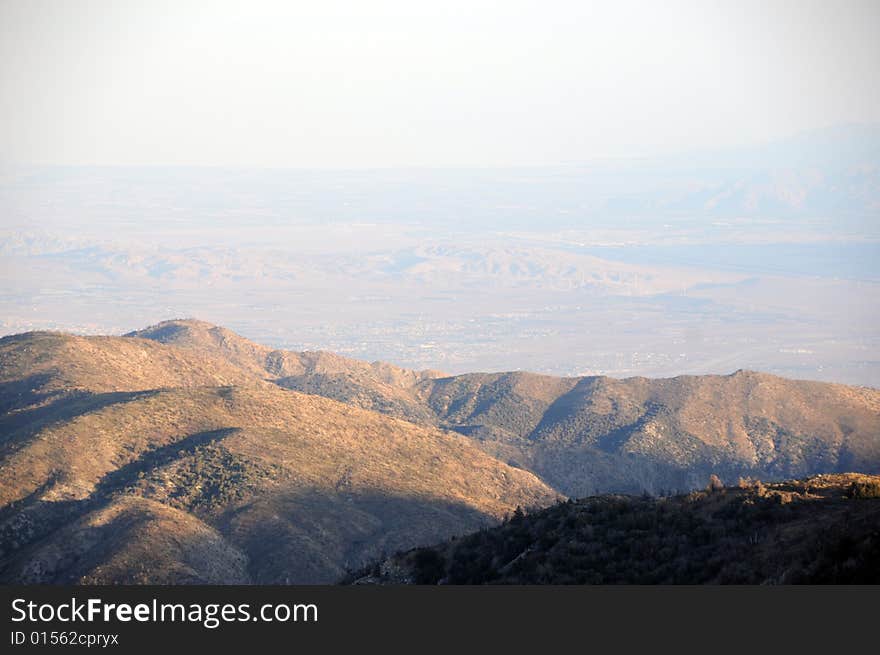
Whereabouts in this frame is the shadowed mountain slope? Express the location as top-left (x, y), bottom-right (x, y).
top-left (350, 473), bottom-right (880, 585)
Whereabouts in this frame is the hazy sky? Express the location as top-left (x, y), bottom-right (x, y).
top-left (1, 0), bottom-right (878, 168)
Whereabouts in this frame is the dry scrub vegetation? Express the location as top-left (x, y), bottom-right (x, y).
top-left (1, 319), bottom-right (878, 584)
top-left (0, 322), bottom-right (555, 583)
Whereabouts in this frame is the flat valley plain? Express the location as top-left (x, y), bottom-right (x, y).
top-left (2, 125), bottom-right (879, 386)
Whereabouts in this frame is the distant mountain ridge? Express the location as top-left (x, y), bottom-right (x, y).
top-left (1, 319), bottom-right (878, 583)
top-left (36, 318), bottom-right (880, 496)
top-left (126, 319), bottom-right (444, 385)
top-left (195, 319), bottom-right (875, 497)
top-left (5, 124), bottom-right (878, 236)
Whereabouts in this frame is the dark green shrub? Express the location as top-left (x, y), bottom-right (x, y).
top-left (412, 548), bottom-right (446, 584)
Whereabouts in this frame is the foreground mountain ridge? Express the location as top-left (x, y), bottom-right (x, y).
top-left (350, 473), bottom-right (880, 585)
top-left (1, 319), bottom-right (878, 583)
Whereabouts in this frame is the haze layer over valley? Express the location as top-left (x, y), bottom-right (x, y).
top-left (2, 125), bottom-right (879, 387)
